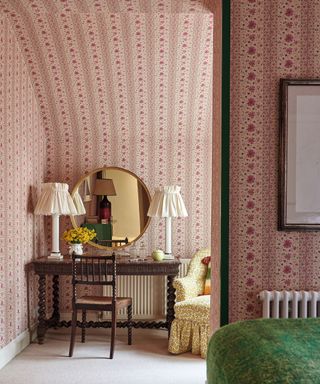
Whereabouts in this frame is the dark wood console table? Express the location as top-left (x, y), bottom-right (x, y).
top-left (29, 255), bottom-right (180, 344)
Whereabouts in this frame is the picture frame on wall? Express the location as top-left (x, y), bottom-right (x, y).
top-left (279, 78), bottom-right (320, 230)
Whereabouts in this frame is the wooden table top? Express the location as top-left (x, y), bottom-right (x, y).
top-left (28, 255), bottom-right (181, 276)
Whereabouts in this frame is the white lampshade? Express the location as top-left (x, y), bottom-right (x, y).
top-left (147, 186), bottom-right (188, 218)
top-left (34, 183), bottom-right (78, 215)
top-left (73, 190), bottom-right (86, 215)
top-left (34, 183), bottom-right (78, 259)
top-left (148, 186), bottom-right (188, 259)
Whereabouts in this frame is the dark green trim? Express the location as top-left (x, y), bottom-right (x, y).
top-left (221, 0), bottom-right (230, 326)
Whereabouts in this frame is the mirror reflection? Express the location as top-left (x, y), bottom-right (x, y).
top-left (71, 167), bottom-right (151, 249)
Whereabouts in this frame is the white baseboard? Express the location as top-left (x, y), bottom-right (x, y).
top-left (0, 327), bottom-right (36, 370)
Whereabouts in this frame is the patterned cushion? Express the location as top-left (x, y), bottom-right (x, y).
top-left (203, 267), bottom-right (211, 295)
top-left (174, 295), bottom-right (210, 323)
top-left (173, 248), bottom-right (211, 302)
top-left (201, 256), bottom-right (211, 295)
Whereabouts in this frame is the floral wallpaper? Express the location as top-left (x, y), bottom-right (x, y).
top-left (1, 0), bottom-right (213, 259)
top-left (0, 0), bottom-right (213, 338)
top-left (4, 0), bottom-right (320, 349)
top-left (230, 0), bottom-right (320, 322)
top-left (0, 15), bottom-right (45, 348)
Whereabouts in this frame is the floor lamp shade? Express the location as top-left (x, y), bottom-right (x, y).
top-left (147, 186), bottom-right (188, 258)
top-left (34, 183), bottom-right (78, 259)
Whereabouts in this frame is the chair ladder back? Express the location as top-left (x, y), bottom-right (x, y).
top-left (71, 253), bottom-right (116, 292)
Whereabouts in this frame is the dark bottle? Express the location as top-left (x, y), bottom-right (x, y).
top-left (100, 196), bottom-right (111, 222)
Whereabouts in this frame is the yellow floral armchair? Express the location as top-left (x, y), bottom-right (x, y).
top-left (168, 248), bottom-right (211, 359)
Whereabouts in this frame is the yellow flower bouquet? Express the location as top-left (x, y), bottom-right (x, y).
top-left (62, 227), bottom-right (96, 244)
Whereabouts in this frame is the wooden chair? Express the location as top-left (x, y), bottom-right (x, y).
top-left (68, 253), bottom-right (132, 359)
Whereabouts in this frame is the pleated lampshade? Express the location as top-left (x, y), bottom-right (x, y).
top-left (34, 183), bottom-right (78, 215)
top-left (34, 183), bottom-right (78, 259)
top-left (147, 186), bottom-right (188, 259)
top-left (72, 190), bottom-right (86, 215)
top-left (147, 186), bottom-right (188, 218)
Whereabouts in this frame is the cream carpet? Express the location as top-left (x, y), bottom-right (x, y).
top-left (0, 328), bottom-right (206, 384)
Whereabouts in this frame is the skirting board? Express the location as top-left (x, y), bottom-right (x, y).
top-left (0, 326), bottom-right (36, 370)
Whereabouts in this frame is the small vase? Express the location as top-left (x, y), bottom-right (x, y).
top-left (69, 243), bottom-right (83, 256)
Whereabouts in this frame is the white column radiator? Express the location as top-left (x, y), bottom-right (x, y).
top-left (102, 259), bottom-right (190, 320)
top-left (259, 290), bottom-right (320, 319)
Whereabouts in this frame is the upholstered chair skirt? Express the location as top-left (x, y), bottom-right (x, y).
top-left (168, 248), bottom-right (211, 359)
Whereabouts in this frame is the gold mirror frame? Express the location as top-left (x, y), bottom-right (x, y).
top-left (70, 166), bottom-right (151, 250)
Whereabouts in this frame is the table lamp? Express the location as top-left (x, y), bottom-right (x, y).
top-left (93, 179), bottom-right (116, 223)
top-left (147, 185), bottom-right (188, 259)
top-left (34, 183), bottom-right (78, 259)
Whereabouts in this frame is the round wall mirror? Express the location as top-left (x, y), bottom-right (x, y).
top-left (71, 167), bottom-right (151, 250)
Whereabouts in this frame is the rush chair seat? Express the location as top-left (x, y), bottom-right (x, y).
top-left (168, 248), bottom-right (211, 359)
top-left (68, 253), bottom-right (132, 359)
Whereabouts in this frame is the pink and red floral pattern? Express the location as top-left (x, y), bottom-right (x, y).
top-left (230, 0), bottom-right (320, 322)
top-left (0, 0), bottom-right (213, 347)
top-left (0, 15), bottom-right (45, 348)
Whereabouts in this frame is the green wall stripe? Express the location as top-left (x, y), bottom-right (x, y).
top-left (221, 0), bottom-right (230, 326)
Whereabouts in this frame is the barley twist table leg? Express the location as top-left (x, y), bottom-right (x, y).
top-left (37, 274), bottom-right (46, 344)
top-left (128, 304), bottom-right (132, 345)
top-left (166, 275), bottom-right (176, 334)
top-left (51, 275), bottom-right (60, 326)
top-left (81, 310), bottom-right (86, 343)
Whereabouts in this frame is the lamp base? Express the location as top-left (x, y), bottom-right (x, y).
top-left (48, 252), bottom-right (64, 260)
top-left (163, 253), bottom-right (174, 260)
